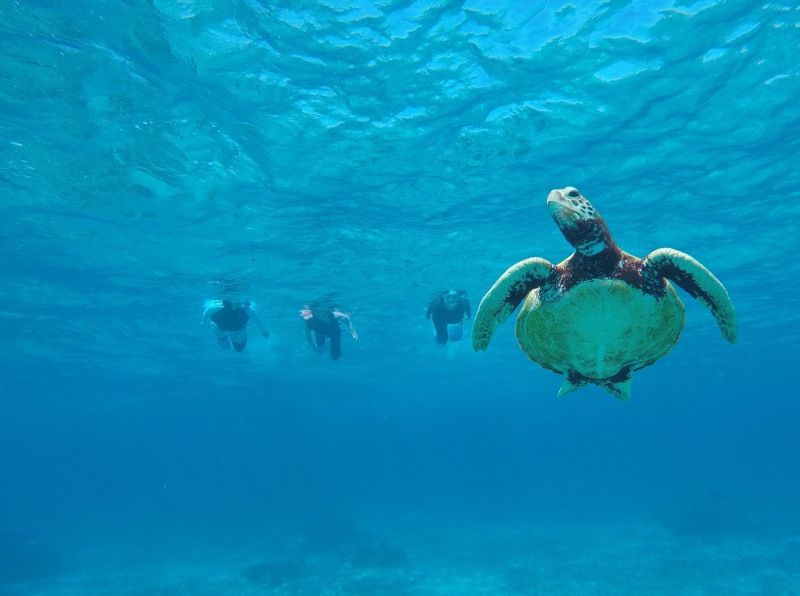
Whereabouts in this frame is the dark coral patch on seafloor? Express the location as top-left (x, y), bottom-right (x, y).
top-left (240, 560), bottom-right (308, 588)
top-left (351, 543), bottom-right (409, 568)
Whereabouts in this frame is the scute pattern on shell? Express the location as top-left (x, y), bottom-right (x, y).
top-left (515, 279), bottom-right (685, 380)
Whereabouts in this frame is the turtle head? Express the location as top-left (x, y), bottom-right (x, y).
top-left (547, 187), bottom-right (612, 256)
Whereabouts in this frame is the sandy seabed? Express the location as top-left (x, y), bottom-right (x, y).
top-left (4, 520), bottom-right (799, 596)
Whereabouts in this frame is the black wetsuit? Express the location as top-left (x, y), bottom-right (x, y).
top-left (426, 295), bottom-right (471, 345)
top-left (211, 304), bottom-right (248, 331)
top-left (211, 302), bottom-right (249, 351)
top-left (307, 310), bottom-right (343, 360)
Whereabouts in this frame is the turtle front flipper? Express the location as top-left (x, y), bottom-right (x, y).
top-left (472, 257), bottom-right (555, 351)
top-left (642, 248), bottom-right (737, 343)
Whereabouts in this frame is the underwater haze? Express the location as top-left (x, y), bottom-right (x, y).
top-left (2, 0), bottom-right (800, 593)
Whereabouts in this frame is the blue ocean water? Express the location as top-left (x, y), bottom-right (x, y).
top-left (2, 0), bottom-right (800, 593)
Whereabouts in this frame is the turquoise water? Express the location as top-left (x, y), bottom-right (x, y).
top-left (2, 0), bottom-right (800, 593)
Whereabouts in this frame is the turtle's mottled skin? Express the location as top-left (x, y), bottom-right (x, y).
top-left (472, 187), bottom-right (737, 400)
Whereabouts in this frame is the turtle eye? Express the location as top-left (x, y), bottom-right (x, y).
top-left (566, 189), bottom-right (580, 199)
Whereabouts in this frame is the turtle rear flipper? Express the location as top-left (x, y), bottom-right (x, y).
top-left (559, 372), bottom-right (633, 400)
top-left (557, 370), bottom-right (589, 397)
top-left (598, 377), bottom-right (633, 401)
top-left (643, 248), bottom-right (737, 343)
top-left (472, 257), bottom-right (555, 351)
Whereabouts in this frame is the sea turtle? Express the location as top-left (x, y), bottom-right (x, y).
top-left (472, 186), bottom-right (736, 400)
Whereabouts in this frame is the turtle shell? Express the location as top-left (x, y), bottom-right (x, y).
top-left (515, 279), bottom-right (685, 379)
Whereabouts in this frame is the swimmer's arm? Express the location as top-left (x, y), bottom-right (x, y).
top-left (336, 312), bottom-right (359, 341)
top-left (426, 297), bottom-right (443, 319)
top-left (202, 305), bottom-right (220, 329)
top-left (246, 306), bottom-right (270, 338)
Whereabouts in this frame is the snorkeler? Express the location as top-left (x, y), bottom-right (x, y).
top-left (203, 299), bottom-right (270, 352)
top-left (426, 289), bottom-right (471, 345)
top-left (300, 306), bottom-right (358, 361)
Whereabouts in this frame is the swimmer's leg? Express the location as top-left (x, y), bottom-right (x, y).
top-left (215, 329), bottom-right (231, 349)
top-left (330, 328), bottom-right (342, 360)
top-left (315, 332), bottom-right (327, 355)
top-left (447, 323), bottom-right (463, 342)
top-left (229, 329), bottom-right (247, 352)
top-left (432, 313), bottom-right (448, 344)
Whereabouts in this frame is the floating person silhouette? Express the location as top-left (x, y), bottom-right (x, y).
top-left (426, 289), bottom-right (471, 344)
top-left (203, 299), bottom-right (270, 352)
top-left (300, 304), bottom-right (358, 360)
